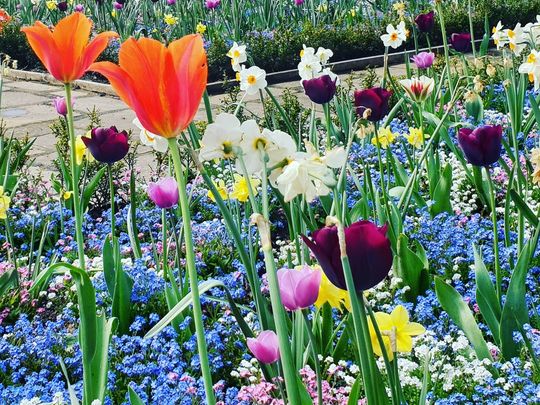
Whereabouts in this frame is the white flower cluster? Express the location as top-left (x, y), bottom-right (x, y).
top-left (20, 393), bottom-right (67, 405)
top-left (226, 42), bottom-right (267, 95)
top-left (297, 44), bottom-right (338, 83)
top-left (199, 113), bottom-right (346, 202)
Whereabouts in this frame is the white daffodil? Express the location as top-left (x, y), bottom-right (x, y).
top-left (491, 21), bottom-right (508, 49)
top-left (226, 42), bottom-right (247, 72)
top-left (519, 50), bottom-right (540, 90)
top-left (320, 67), bottom-right (341, 86)
top-left (399, 76), bottom-right (435, 103)
top-left (239, 66), bottom-right (267, 95)
top-left (506, 23), bottom-right (526, 56)
top-left (300, 44), bottom-right (316, 60)
top-left (381, 23), bottom-right (407, 49)
top-left (133, 118), bottom-right (168, 153)
top-left (316, 47), bottom-right (333, 64)
top-left (524, 17), bottom-right (540, 46)
top-left (199, 113), bottom-right (243, 161)
top-left (298, 53), bottom-right (322, 81)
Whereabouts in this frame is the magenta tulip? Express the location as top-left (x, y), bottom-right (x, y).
top-left (354, 87), bottom-right (392, 122)
top-left (247, 331), bottom-right (280, 364)
top-left (457, 125), bottom-right (503, 167)
top-left (451, 33), bottom-right (472, 53)
top-left (147, 177), bottom-right (179, 209)
top-left (411, 51), bottom-right (435, 69)
top-left (302, 75), bottom-right (337, 104)
top-left (277, 266), bottom-right (321, 311)
top-left (205, 0), bottom-right (220, 9)
top-left (294, 0), bottom-right (304, 5)
top-left (302, 220), bottom-right (392, 291)
top-left (415, 11), bottom-right (435, 33)
top-left (74, 4), bottom-right (84, 11)
top-left (81, 126), bottom-right (129, 164)
top-left (52, 96), bottom-right (72, 116)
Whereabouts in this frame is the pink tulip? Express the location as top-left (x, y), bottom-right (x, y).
top-left (148, 177), bottom-right (179, 209)
top-left (411, 51), bottom-right (435, 69)
top-left (277, 266), bottom-right (321, 311)
top-left (247, 331), bottom-right (280, 364)
top-left (205, 0), bottom-right (220, 9)
top-left (52, 96), bottom-right (73, 116)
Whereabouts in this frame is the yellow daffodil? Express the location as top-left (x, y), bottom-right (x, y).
top-left (317, 3), bottom-right (327, 12)
top-left (46, 0), bottom-right (57, 10)
top-left (111, 10), bottom-right (117, 18)
top-left (0, 186), bottom-right (11, 219)
top-left (371, 127), bottom-right (396, 149)
top-left (208, 179), bottom-right (229, 202)
top-left (368, 305), bottom-right (425, 360)
top-left (63, 190), bottom-right (73, 200)
top-left (75, 135), bottom-right (94, 165)
top-left (349, 9), bottom-right (356, 17)
top-left (196, 22), bottom-right (207, 34)
top-left (164, 14), bottom-right (178, 26)
top-left (406, 127), bottom-right (428, 148)
top-left (393, 2), bottom-right (405, 13)
top-left (315, 271), bottom-right (351, 311)
top-left (230, 174), bottom-right (260, 203)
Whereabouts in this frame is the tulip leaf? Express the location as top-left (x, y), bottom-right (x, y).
top-left (509, 189), bottom-right (538, 227)
top-left (127, 167), bottom-right (142, 259)
top-left (479, 14), bottom-right (491, 56)
top-left (473, 245), bottom-right (501, 345)
top-left (102, 236), bottom-right (115, 296)
top-left (429, 163), bottom-right (453, 216)
top-left (434, 277), bottom-right (493, 362)
top-left (128, 387), bottom-right (145, 405)
top-left (347, 374), bottom-right (363, 405)
top-left (500, 239), bottom-right (532, 359)
top-left (396, 234), bottom-right (429, 301)
top-left (0, 268), bottom-right (17, 297)
top-left (82, 166), bottom-right (107, 212)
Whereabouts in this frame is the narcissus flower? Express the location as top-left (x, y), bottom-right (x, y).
top-left (302, 74), bottom-right (337, 104)
top-left (81, 126), bottom-right (129, 164)
top-left (406, 127), bottom-right (427, 148)
top-left (302, 220), bottom-right (393, 292)
top-left (247, 331), bottom-right (280, 364)
top-left (354, 87), bottom-right (392, 122)
top-left (399, 75), bottom-right (435, 103)
top-left (415, 10), bottom-right (435, 33)
top-left (89, 35), bottom-right (207, 139)
top-left (230, 174), bottom-right (260, 202)
top-left (207, 179), bottom-right (229, 202)
top-left (21, 13), bottom-right (118, 83)
top-left (75, 134), bottom-right (94, 165)
top-left (519, 50), bottom-right (540, 89)
top-left (163, 13), bottom-right (178, 25)
top-left (134, 118), bottom-right (168, 153)
top-left (147, 177), bottom-right (179, 209)
top-left (491, 21), bottom-right (507, 49)
top-left (315, 271), bottom-right (351, 311)
top-left (457, 125), bottom-right (503, 167)
top-left (381, 22), bottom-right (407, 48)
top-left (368, 305), bottom-right (425, 360)
top-left (227, 42), bottom-right (247, 72)
top-left (450, 33), bottom-right (472, 53)
top-left (239, 66), bottom-right (267, 95)
top-left (0, 186), bottom-right (10, 219)
top-left (371, 127), bottom-right (396, 149)
top-left (199, 113), bottom-right (243, 161)
top-left (277, 266), bottom-right (321, 311)
top-left (411, 51), bottom-right (435, 69)
top-left (196, 22), bottom-right (206, 34)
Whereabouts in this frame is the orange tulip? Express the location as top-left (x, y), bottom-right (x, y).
top-left (21, 13), bottom-right (117, 83)
top-left (89, 35), bottom-right (208, 139)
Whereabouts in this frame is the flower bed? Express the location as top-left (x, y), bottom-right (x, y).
top-left (3, 5), bottom-right (540, 405)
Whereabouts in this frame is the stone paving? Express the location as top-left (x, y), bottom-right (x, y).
top-left (0, 64), bottom-right (403, 177)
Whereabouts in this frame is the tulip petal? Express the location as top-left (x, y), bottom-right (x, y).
top-left (89, 61), bottom-right (138, 112)
top-left (21, 23), bottom-right (62, 81)
top-left (54, 13), bottom-right (92, 81)
top-left (82, 31), bottom-right (119, 72)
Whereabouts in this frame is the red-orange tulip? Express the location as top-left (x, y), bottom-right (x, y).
top-left (89, 35), bottom-right (208, 139)
top-left (21, 13), bottom-right (117, 83)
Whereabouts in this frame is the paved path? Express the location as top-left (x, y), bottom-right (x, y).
top-left (0, 64), bottom-right (402, 177)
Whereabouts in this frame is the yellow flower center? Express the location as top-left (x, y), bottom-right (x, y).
top-left (390, 32), bottom-right (398, 41)
top-left (252, 137), bottom-right (267, 150)
top-left (222, 141), bottom-right (234, 158)
top-left (233, 50), bottom-right (240, 58)
top-left (247, 75), bottom-right (257, 85)
top-left (528, 53), bottom-right (536, 63)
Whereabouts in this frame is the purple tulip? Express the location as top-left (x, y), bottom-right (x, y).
top-left (81, 126), bottom-right (129, 164)
top-left (147, 177), bottom-right (179, 209)
top-left (205, 0), bottom-right (220, 9)
top-left (457, 125), bottom-right (503, 167)
top-left (302, 75), bottom-right (337, 104)
top-left (294, 0), bottom-right (304, 5)
top-left (411, 51), bottom-right (435, 69)
top-left (415, 11), bottom-right (435, 33)
top-left (354, 87), bottom-right (392, 122)
top-left (57, 1), bottom-right (68, 11)
top-left (247, 331), bottom-right (280, 364)
top-left (167, 0), bottom-right (176, 4)
top-left (302, 221), bottom-right (393, 291)
top-left (277, 266), bottom-right (321, 311)
top-left (113, 1), bottom-right (123, 9)
top-left (74, 4), bottom-right (84, 12)
top-left (52, 96), bottom-right (73, 116)
top-left (451, 33), bottom-right (472, 53)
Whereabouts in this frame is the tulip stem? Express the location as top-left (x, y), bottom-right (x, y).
top-left (167, 137), bottom-right (216, 405)
top-left (64, 83), bottom-right (85, 271)
top-left (302, 311), bottom-right (323, 405)
top-left (485, 166), bottom-right (502, 301)
top-left (436, 2), bottom-right (455, 101)
top-left (107, 164), bottom-right (115, 240)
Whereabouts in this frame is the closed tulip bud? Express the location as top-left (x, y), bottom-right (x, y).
top-left (167, 0), bottom-right (176, 4)
top-left (74, 4), bottom-right (84, 11)
top-left (354, 87), bottom-right (392, 122)
top-left (464, 91), bottom-right (484, 123)
top-left (415, 10), bottom-right (435, 33)
top-left (277, 266), bottom-right (321, 311)
top-left (113, 1), bottom-right (123, 9)
top-left (302, 220), bottom-right (393, 291)
top-left (411, 51), bottom-right (435, 69)
top-left (57, 1), bottom-right (68, 11)
top-left (247, 331), bottom-right (280, 364)
top-left (147, 177), bottom-right (179, 209)
top-left (302, 74), bottom-right (337, 104)
top-left (52, 96), bottom-right (72, 116)
top-left (205, 0), bottom-right (220, 9)
top-left (450, 33), bottom-right (472, 53)
top-left (81, 126), bottom-right (129, 164)
top-left (295, 0), bottom-right (305, 5)
top-left (458, 125), bottom-right (503, 166)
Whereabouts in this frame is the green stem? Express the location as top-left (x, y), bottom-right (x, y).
top-left (485, 166), bottom-right (502, 301)
top-left (437, 2), bottom-right (455, 100)
top-left (302, 311), bottom-right (323, 405)
top-left (64, 83), bottom-right (85, 270)
top-left (167, 138), bottom-right (216, 405)
top-left (108, 164), bottom-right (115, 240)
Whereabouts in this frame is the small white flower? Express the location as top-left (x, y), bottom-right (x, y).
top-left (227, 42), bottom-right (247, 72)
top-left (133, 118), bottom-right (168, 153)
top-left (506, 23), bottom-right (526, 55)
top-left (519, 50), bottom-right (540, 90)
top-left (491, 21), bottom-right (508, 49)
top-left (239, 66), bottom-right (267, 95)
top-left (381, 23), bottom-right (407, 49)
top-left (298, 54), bottom-right (322, 80)
top-left (199, 113), bottom-right (243, 161)
top-left (316, 46), bottom-right (333, 64)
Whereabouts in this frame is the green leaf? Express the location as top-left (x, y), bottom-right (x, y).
top-left (102, 236), bottom-right (115, 296)
top-left (509, 189), bottom-right (538, 227)
top-left (81, 166), bottom-right (107, 211)
top-left (0, 268), bottom-right (17, 296)
top-left (435, 277), bottom-right (493, 362)
top-left (429, 163), bottom-right (453, 216)
top-left (347, 374), bottom-right (363, 405)
top-left (396, 234), bottom-right (429, 301)
top-left (473, 245), bottom-right (502, 344)
top-left (128, 386), bottom-right (145, 405)
top-left (418, 352), bottom-right (431, 405)
top-left (500, 240), bottom-right (532, 359)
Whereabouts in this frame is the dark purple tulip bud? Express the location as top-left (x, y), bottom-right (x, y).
top-left (353, 87), bottom-right (392, 122)
top-left (415, 11), bottom-right (435, 33)
top-left (302, 221), bottom-right (393, 292)
top-left (81, 126), bottom-right (129, 164)
top-left (302, 75), bottom-right (337, 104)
top-left (57, 1), bottom-right (68, 11)
top-left (147, 177), bottom-right (179, 209)
top-left (451, 33), bottom-right (472, 53)
top-left (457, 125), bottom-right (503, 167)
